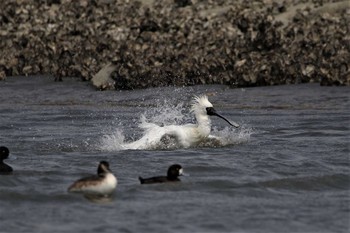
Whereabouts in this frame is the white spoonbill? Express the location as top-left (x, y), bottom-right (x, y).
top-left (122, 95), bottom-right (239, 150)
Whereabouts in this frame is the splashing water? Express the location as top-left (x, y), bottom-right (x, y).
top-left (208, 125), bottom-right (252, 147)
top-left (100, 129), bottom-right (126, 151)
top-left (100, 98), bottom-right (252, 151)
top-left (144, 100), bottom-right (190, 126)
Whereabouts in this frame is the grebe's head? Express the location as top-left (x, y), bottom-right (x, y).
top-left (97, 161), bottom-right (111, 175)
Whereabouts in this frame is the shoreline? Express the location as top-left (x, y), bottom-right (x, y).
top-left (0, 0), bottom-right (349, 90)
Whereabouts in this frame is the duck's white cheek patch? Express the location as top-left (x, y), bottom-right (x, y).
top-left (179, 168), bottom-right (183, 175)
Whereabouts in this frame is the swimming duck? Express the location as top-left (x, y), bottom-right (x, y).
top-left (139, 164), bottom-right (183, 184)
top-left (68, 161), bottom-right (117, 197)
top-left (0, 146), bottom-right (13, 174)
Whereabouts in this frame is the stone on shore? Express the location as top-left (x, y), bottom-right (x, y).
top-left (91, 63), bottom-right (117, 90)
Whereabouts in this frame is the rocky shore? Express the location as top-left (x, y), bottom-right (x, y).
top-left (0, 0), bottom-right (349, 90)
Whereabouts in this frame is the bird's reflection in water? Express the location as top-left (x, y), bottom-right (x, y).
top-left (83, 194), bottom-right (114, 204)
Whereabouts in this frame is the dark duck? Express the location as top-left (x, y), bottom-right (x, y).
top-left (139, 164), bottom-right (183, 184)
top-left (0, 146), bottom-right (13, 174)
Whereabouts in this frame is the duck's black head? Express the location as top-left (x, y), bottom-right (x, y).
top-left (97, 161), bottom-right (111, 175)
top-left (167, 164), bottom-right (183, 180)
top-left (0, 146), bottom-right (10, 161)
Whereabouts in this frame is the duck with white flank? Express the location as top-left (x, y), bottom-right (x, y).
top-left (123, 95), bottom-right (239, 149)
top-left (0, 146), bottom-right (13, 174)
top-left (139, 164), bottom-right (184, 184)
top-left (68, 161), bottom-right (117, 198)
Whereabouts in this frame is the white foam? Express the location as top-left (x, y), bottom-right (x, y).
top-left (100, 129), bottom-right (126, 151)
top-left (144, 100), bottom-right (190, 126)
top-left (210, 125), bottom-right (252, 146)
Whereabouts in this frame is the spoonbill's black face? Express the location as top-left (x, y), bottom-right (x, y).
top-left (206, 107), bottom-right (239, 128)
top-left (206, 107), bottom-right (217, 116)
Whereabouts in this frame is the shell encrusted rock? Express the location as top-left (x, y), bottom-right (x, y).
top-left (0, 0), bottom-right (349, 89)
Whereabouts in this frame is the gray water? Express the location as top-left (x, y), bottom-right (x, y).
top-left (0, 76), bottom-right (349, 233)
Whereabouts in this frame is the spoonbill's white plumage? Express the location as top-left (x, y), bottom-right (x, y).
top-left (122, 95), bottom-right (239, 150)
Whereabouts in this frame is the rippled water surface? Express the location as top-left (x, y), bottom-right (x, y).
top-left (0, 76), bottom-right (349, 233)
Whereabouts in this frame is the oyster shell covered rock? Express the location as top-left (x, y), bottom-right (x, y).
top-left (0, 0), bottom-right (349, 89)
